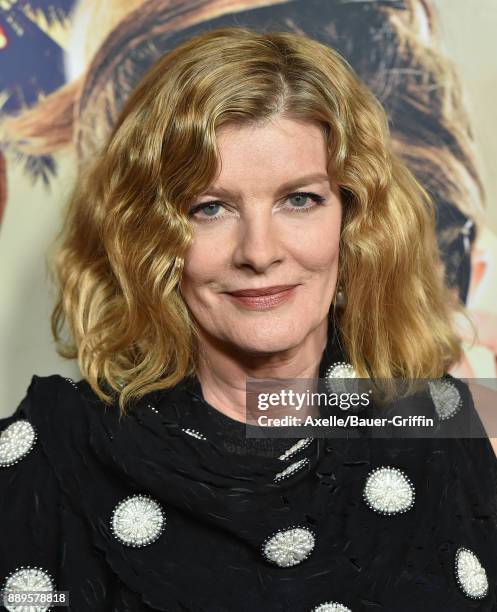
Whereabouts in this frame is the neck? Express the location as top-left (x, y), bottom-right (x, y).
top-left (195, 318), bottom-right (329, 423)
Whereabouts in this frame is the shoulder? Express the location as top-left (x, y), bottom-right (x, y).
top-left (0, 373), bottom-right (122, 480)
top-left (427, 373), bottom-right (497, 511)
top-left (0, 372), bottom-right (121, 532)
top-left (0, 374), bottom-right (68, 458)
top-left (441, 373), bottom-right (497, 463)
top-left (0, 374), bottom-right (95, 473)
top-left (2, 373), bottom-right (118, 427)
top-left (2, 373), bottom-right (89, 421)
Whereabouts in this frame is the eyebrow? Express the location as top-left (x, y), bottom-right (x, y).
top-left (200, 172), bottom-right (331, 199)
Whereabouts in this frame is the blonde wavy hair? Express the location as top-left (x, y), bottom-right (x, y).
top-left (48, 26), bottom-right (474, 415)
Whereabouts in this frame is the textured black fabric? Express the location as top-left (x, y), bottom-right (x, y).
top-left (1, 323), bottom-right (497, 611)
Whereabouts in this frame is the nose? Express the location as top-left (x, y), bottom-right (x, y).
top-left (232, 208), bottom-right (284, 273)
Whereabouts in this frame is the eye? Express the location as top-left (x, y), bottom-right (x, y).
top-left (188, 201), bottom-right (226, 221)
top-left (188, 190), bottom-right (326, 223)
top-left (285, 192), bottom-right (326, 212)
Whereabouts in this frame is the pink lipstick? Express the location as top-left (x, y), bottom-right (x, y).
top-left (226, 285), bottom-right (298, 310)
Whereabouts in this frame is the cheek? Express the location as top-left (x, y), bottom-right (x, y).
top-left (180, 234), bottom-right (224, 293)
top-left (289, 217), bottom-right (341, 271)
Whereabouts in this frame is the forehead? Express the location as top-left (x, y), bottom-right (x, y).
top-left (215, 116), bottom-right (327, 156)
top-left (210, 117), bottom-right (329, 190)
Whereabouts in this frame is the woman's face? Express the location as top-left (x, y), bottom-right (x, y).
top-left (180, 115), bottom-right (342, 357)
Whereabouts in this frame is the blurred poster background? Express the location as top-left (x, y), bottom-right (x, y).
top-left (1, 0), bottom-right (496, 415)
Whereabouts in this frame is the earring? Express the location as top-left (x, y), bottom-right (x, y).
top-left (335, 285), bottom-right (346, 308)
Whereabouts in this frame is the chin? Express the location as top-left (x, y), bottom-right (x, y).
top-left (228, 323), bottom-right (305, 355)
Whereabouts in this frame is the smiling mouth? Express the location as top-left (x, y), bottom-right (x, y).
top-left (225, 285), bottom-right (298, 310)
top-left (227, 284), bottom-right (298, 297)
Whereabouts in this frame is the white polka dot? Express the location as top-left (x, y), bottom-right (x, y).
top-left (0, 420), bottom-right (37, 467)
top-left (428, 379), bottom-right (462, 420)
top-left (325, 361), bottom-right (358, 395)
top-left (262, 526), bottom-right (315, 567)
top-left (2, 565), bottom-right (54, 612)
top-left (363, 466), bottom-right (415, 515)
top-left (455, 546), bottom-right (488, 599)
top-left (110, 494), bottom-right (166, 547)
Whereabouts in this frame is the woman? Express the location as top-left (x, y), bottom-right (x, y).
top-left (1, 27), bottom-right (496, 612)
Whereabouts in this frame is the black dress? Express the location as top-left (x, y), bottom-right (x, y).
top-left (1, 323), bottom-right (497, 612)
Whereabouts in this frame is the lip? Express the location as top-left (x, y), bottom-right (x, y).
top-left (225, 285), bottom-right (299, 311)
top-left (227, 285), bottom-right (298, 297)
